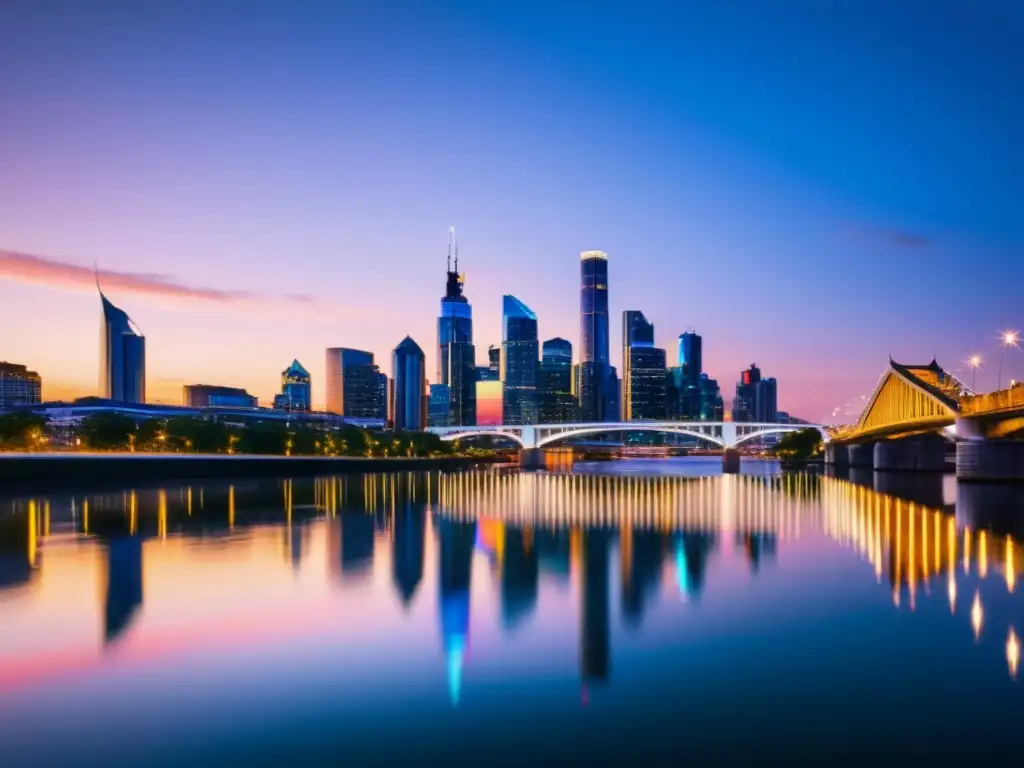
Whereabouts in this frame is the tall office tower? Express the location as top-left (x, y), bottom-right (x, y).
top-left (501, 295), bottom-right (539, 425)
top-left (667, 330), bottom-right (703, 420)
top-left (0, 362), bottom-right (42, 408)
top-left (428, 383), bottom-right (451, 427)
top-left (392, 336), bottom-right (426, 431)
top-left (578, 250), bottom-right (611, 421)
top-left (325, 348), bottom-right (386, 419)
top-left (273, 359), bottom-right (311, 411)
top-left (699, 374), bottom-right (725, 421)
top-left (622, 311), bottom-right (667, 420)
top-left (678, 332), bottom-right (702, 379)
top-left (755, 376), bottom-right (778, 423)
top-left (733, 363), bottom-right (761, 422)
top-left (539, 337), bottom-right (576, 423)
top-left (437, 230), bottom-right (476, 426)
top-left (99, 287), bottom-right (146, 403)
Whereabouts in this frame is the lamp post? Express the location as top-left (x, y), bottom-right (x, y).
top-left (968, 354), bottom-right (982, 392)
top-left (998, 331), bottom-right (1019, 391)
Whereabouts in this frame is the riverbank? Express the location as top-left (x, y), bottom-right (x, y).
top-left (0, 452), bottom-right (505, 491)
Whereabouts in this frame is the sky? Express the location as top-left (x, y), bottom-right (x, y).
top-left (1, 0), bottom-right (1022, 422)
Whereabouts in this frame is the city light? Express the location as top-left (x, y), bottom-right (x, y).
top-left (1008, 628), bottom-right (1020, 680)
top-left (998, 330), bottom-right (1020, 390)
top-left (967, 354), bottom-right (982, 391)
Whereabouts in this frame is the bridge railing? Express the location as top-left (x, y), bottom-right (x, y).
top-left (961, 384), bottom-right (1024, 416)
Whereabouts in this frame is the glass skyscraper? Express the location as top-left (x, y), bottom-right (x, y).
top-left (667, 331), bottom-right (704, 420)
top-left (428, 383), bottom-right (451, 427)
top-left (501, 295), bottom-right (539, 425)
top-left (0, 362), bottom-right (42, 408)
top-left (273, 359), bottom-right (311, 412)
top-left (578, 250), bottom-right (611, 422)
top-left (437, 239), bottom-right (476, 426)
top-left (539, 338), bottom-right (576, 423)
top-left (325, 348), bottom-right (386, 420)
top-left (99, 288), bottom-right (145, 403)
top-left (678, 332), bottom-right (702, 380)
top-left (392, 336), bottom-right (426, 431)
top-left (622, 311), bottom-right (666, 420)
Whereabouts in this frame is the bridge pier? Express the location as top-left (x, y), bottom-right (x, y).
top-left (824, 443), bottom-right (849, 467)
top-left (721, 449), bottom-right (740, 474)
top-left (956, 440), bottom-right (1024, 483)
top-left (848, 443), bottom-right (874, 469)
top-left (518, 448), bottom-right (546, 471)
top-left (873, 434), bottom-right (946, 472)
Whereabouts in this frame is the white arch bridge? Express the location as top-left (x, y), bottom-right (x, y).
top-left (427, 421), bottom-right (830, 450)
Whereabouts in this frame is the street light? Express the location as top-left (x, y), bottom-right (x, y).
top-left (968, 354), bottom-right (983, 392)
top-left (998, 331), bottom-right (1020, 390)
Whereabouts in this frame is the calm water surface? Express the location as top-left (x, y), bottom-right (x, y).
top-left (1, 457), bottom-right (1022, 764)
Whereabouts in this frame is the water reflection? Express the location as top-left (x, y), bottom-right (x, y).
top-left (0, 466), bottom-right (1022, 759)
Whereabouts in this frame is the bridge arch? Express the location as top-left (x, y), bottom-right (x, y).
top-left (535, 425), bottom-right (724, 449)
top-left (732, 425), bottom-right (831, 448)
top-left (437, 429), bottom-right (526, 448)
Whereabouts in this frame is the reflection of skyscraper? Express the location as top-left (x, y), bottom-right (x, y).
top-left (501, 527), bottom-right (539, 631)
top-left (580, 529), bottom-right (610, 684)
top-left (438, 518), bottom-right (477, 705)
top-left (620, 529), bottom-right (665, 628)
top-left (339, 513), bottom-right (375, 579)
top-left (536, 529), bottom-right (572, 585)
top-left (502, 295), bottom-right (539, 425)
top-left (676, 532), bottom-right (716, 598)
top-left (736, 532), bottom-right (776, 573)
top-left (104, 536), bottom-right (143, 645)
top-left (437, 231), bottom-right (477, 426)
top-left (392, 501), bottom-right (426, 606)
top-left (99, 287), bottom-right (146, 403)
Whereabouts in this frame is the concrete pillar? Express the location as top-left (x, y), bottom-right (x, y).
top-left (956, 482), bottom-right (1024, 538)
top-left (873, 435), bottom-right (947, 472)
top-left (824, 443), bottom-right (849, 467)
top-left (848, 443), bottom-right (874, 469)
top-left (518, 448), bottom-right (546, 471)
top-left (722, 449), bottom-right (741, 474)
top-left (956, 440), bottom-right (1024, 483)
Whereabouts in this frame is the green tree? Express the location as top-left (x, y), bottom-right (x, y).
top-left (289, 426), bottom-right (319, 456)
top-left (236, 421), bottom-right (288, 455)
top-left (136, 418), bottom-right (168, 451)
top-left (772, 428), bottom-right (824, 461)
top-left (0, 412), bottom-right (49, 451)
top-left (79, 412), bottom-right (137, 451)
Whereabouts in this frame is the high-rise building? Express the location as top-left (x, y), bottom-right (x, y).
top-left (325, 348), bottom-right (386, 419)
top-left (678, 332), bottom-right (702, 380)
top-left (183, 384), bottom-right (258, 408)
top-left (392, 336), bottom-right (427, 431)
top-left (667, 331), bottom-right (704, 420)
top-left (437, 231), bottom-right (477, 427)
top-left (622, 311), bottom-right (666, 420)
top-left (699, 374), bottom-right (725, 421)
top-left (755, 377), bottom-right (778, 423)
top-left (488, 345), bottom-right (500, 375)
top-left (539, 338), bottom-right (576, 423)
top-left (273, 359), bottom-right (311, 412)
top-left (733, 363), bottom-right (761, 422)
top-left (99, 288), bottom-right (145, 403)
top-left (428, 383), bottom-right (451, 427)
top-left (0, 362), bottom-right (42, 408)
top-left (578, 250), bottom-right (612, 422)
top-left (501, 295), bottom-right (539, 425)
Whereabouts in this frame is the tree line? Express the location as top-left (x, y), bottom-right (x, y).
top-left (0, 411), bottom-right (459, 457)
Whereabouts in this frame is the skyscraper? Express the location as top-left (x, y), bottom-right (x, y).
top-left (501, 295), bottom-right (539, 425)
top-left (273, 359), bottom-right (311, 412)
top-left (622, 311), bottom-right (666, 420)
top-left (99, 287), bottom-right (145, 403)
top-left (392, 336), bottom-right (427, 431)
top-left (668, 331), bottom-right (703, 420)
top-left (437, 230), bottom-right (476, 426)
top-left (0, 362), bottom-right (42, 408)
top-left (755, 376), bottom-right (778, 423)
top-left (539, 338), bottom-right (576, 423)
top-left (733, 363), bottom-right (761, 422)
top-left (325, 348), bottom-right (386, 420)
top-left (678, 332), bottom-right (702, 380)
top-left (578, 250), bottom-right (611, 421)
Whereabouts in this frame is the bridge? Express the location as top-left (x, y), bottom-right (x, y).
top-left (827, 358), bottom-right (1024, 480)
top-left (429, 420), bottom-right (829, 470)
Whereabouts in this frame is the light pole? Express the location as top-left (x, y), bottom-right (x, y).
top-left (968, 354), bottom-right (982, 392)
top-left (998, 331), bottom-right (1019, 391)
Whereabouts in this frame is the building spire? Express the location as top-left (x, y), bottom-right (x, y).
top-left (447, 226), bottom-right (455, 272)
top-left (454, 233), bottom-right (459, 273)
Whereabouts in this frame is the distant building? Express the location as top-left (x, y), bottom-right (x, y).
top-left (273, 359), bottom-right (311, 412)
top-left (183, 384), bottom-right (258, 408)
top-left (732, 364), bottom-right (777, 422)
top-left (539, 338), bottom-right (576, 423)
top-left (678, 332), bottom-right (702, 380)
top-left (428, 383), bottom-right (451, 427)
top-left (622, 311), bottom-right (666, 420)
top-left (325, 348), bottom-right (386, 419)
top-left (392, 336), bottom-right (427, 431)
top-left (99, 287), bottom-right (145, 403)
top-left (0, 362), bottom-right (42, 408)
top-left (501, 295), bottom-right (539, 425)
top-left (476, 380), bottom-right (503, 426)
top-left (578, 250), bottom-right (612, 422)
top-left (756, 377), bottom-right (778, 423)
top-left (437, 232), bottom-right (476, 426)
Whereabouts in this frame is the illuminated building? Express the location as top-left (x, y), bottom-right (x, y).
top-left (392, 336), bottom-right (427, 431)
top-left (0, 362), bottom-right (42, 408)
top-left (183, 384), bottom-right (258, 408)
top-left (578, 250), bottom-right (611, 421)
top-left (437, 231), bottom-right (476, 426)
top-left (501, 294), bottom-right (539, 425)
top-left (99, 287), bottom-right (146, 403)
top-left (733, 364), bottom-right (777, 423)
top-left (273, 359), bottom-right (311, 412)
top-left (622, 310), bottom-right (667, 420)
top-left (428, 383), bottom-right (451, 427)
top-left (475, 380), bottom-right (503, 426)
top-left (539, 338), bottom-right (576, 423)
top-left (325, 348), bottom-right (386, 420)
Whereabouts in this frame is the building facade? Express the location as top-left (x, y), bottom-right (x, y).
top-left (437, 238), bottom-right (476, 427)
top-left (325, 348), bottom-right (386, 419)
top-left (392, 336), bottom-right (427, 431)
top-left (539, 338), bottom-right (575, 423)
top-left (732, 364), bottom-right (776, 422)
top-left (99, 289), bottom-right (146, 403)
top-left (578, 249), bottom-right (611, 422)
top-left (183, 384), bottom-right (258, 408)
top-left (0, 362), bottom-right (42, 408)
top-left (622, 310), bottom-right (666, 420)
top-left (274, 359), bottom-right (311, 412)
top-left (428, 383), bottom-right (451, 427)
top-left (501, 295), bottom-right (539, 425)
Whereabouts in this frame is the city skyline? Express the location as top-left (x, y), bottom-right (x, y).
top-left (1, 2), bottom-right (1021, 422)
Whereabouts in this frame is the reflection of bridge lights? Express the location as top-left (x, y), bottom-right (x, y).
top-left (1007, 539), bottom-right (1017, 593)
top-left (971, 592), bottom-right (983, 641)
top-left (979, 531), bottom-right (988, 579)
top-left (947, 575), bottom-right (957, 614)
top-left (963, 528), bottom-right (972, 575)
top-left (1008, 629), bottom-right (1020, 680)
